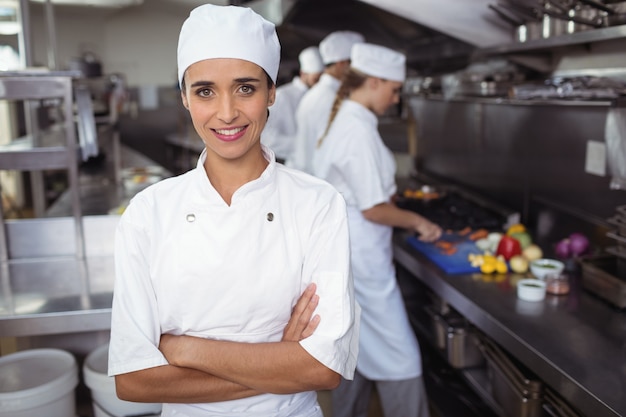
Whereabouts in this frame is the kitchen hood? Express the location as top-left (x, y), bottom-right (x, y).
top-left (276, 0), bottom-right (477, 76)
top-left (29, 0), bottom-right (143, 7)
top-left (356, 0), bottom-right (513, 48)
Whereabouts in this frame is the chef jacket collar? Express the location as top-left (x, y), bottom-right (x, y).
top-left (192, 145), bottom-right (277, 207)
top-left (343, 99), bottom-right (378, 128)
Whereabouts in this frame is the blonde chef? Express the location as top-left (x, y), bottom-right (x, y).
top-left (313, 43), bottom-right (442, 417)
top-left (108, 5), bottom-right (359, 417)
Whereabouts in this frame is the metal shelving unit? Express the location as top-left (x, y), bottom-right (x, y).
top-left (474, 24), bottom-right (626, 73)
top-left (0, 71), bottom-right (87, 262)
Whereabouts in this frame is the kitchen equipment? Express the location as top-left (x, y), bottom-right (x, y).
top-left (606, 231), bottom-right (626, 260)
top-left (397, 188), bottom-right (511, 232)
top-left (447, 324), bottom-right (486, 369)
top-left (543, 388), bottom-right (585, 417)
top-left (517, 279), bottom-right (547, 301)
top-left (497, 0), bottom-right (543, 41)
top-left (407, 235), bottom-right (481, 275)
top-left (0, 349), bottom-right (78, 417)
top-left (545, 273), bottom-right (571, 295)
top-left (608, 216), bottom-right (626, 236)
top-left (579, 254), bottom-right (626, 308)
top-left (425, 305), bottom-right (465, 349)
top-left (542, 0), bottom-right (569, 38)
top-left (576, 0), bottom-right (626, 26)
top-left (481, 339), bottom-right (543, 417)
top-left (529, 258), bottom-right (565, 280)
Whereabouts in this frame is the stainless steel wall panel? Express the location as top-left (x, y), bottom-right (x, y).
top-left (408, 96), bottom-right (623, 237)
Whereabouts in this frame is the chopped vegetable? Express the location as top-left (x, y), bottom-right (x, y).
top-left (475, 238), bottom-right (492, 252)
top-left (469, 229), bottom-right (489, 241)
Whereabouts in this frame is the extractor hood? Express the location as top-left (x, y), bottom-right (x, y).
top-left (356, 0), bottom-right (513, 48)
top-left (29, 0), bottom-right (143, 7)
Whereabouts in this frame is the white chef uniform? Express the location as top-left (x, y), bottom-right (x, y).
top-left (109, 145), bottom-right (359, 417)
top-left (287, 73), bottom-right (340, 174)
top-left (261, 76), bottom-right (309, 161)
top-left (313, 100), bottom-right (421, 380)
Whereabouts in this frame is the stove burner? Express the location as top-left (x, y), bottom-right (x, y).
top-left (397, 192), bottom-right (506, 232)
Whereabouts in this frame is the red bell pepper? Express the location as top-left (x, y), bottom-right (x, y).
top-left (495, 235), bottom-right (522, 261)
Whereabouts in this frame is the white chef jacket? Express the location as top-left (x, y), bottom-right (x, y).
top-left (286, 74), bottom-right (340, 174)
top-left (261, 76), bottom-right (308, 161)
top-left (109, 145), bottom-right (359, 417)
top-left (312, 100), bottom-right (422, 380)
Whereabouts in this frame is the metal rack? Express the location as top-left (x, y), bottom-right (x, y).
top-left (0, 71), bottom-right (88, 263)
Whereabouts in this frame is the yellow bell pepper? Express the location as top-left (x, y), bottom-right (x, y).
top-left (506, 223), bottom-right (526, 235)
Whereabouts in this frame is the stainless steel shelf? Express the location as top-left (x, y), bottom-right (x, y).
top-left (477, 24), bottom-right (626, 56)
top-left (0, 130), bottom-right (81, 170)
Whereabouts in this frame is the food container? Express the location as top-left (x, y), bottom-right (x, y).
top-left (545, 273), bottom-right (571, 295)
top-left (530, 259), bottom-right (565, 280)
top-left (446, 325), bottom-right (485, 369)
top-left (425, 305), bottom-right (465, 350)
top-left (482, 339), bottom-right (543, 417)
top-left (517, 279), bottom-right (547, 301)
top-left (580, 254), bottom-right (626, 308)
top-left (0, 349), bottom-right (78, 417)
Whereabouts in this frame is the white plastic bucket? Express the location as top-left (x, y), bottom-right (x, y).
top-left (0, 348), bottom-right (78, 417)
top-left (83, 344), bottom-right (161, 417)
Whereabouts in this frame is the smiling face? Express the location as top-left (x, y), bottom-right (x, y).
top-left (181, 58), bottom-right (275, 163)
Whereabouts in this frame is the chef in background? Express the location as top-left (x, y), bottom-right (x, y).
top-left (313, 43), bottom-right (442, 417)
top-left (108, 5), bottom-right (359, 417)
top-left (262, 46), bottom-right (324, 163)
top-left (286, 30), bottom-right (364, 174)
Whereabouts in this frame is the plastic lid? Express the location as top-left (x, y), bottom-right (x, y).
top-left (83, 343), bottom-right (116, 393)
top-left (0, 348), bottom-right (78, 411)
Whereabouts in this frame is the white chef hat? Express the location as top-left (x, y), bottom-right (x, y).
top-left (351, 43), bottom-right (406, 82)
top-left (177, 4), bottom-right (281, 87)
top-left (298, 46), bottom-right (324, 74)
top-left (319, 30), bottom-right (364, 65)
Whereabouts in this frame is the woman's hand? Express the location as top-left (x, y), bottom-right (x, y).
top-left (416, 219), bottom-right (443, 242)
top-left (282, 283), bottom-right (320, 342)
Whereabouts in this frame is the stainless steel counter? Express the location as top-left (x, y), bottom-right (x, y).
top-left (393, 232), bottom-right (626, 417)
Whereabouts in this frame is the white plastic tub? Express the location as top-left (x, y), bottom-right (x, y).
top-left (0, 348), bottom-right (78, 417)
top-left (83, 344), bottom-right (161, 417)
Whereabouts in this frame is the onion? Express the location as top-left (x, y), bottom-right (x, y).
top-left (555, 238), bottom-right (571, 259)
top-left (569, 233), bottom-right (589, 256)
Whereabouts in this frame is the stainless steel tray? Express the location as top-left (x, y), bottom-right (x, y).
top-left (482, 339), bottom-right (543, 417)
top-left (580, 254), bottom-right (626, 308)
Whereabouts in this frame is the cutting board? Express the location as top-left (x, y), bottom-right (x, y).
top-left (407, 234), bottom-right (481, 275)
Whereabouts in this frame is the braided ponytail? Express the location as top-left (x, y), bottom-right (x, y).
top-left (317, 69), bottom-right (368, 148)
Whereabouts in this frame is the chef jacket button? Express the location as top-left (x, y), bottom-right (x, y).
top-left (186, 214), bottom-right (196, 222)
top-left (267, 212), bottom-right (274, 222)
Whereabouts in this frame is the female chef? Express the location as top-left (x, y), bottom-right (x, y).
top-left (108, 5), bottom-right (359, 417)
top-left (312, 43), bottom-right (442, 417)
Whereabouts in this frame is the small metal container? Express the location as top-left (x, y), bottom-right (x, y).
top-left (446, 325), bottom-right (485, 369)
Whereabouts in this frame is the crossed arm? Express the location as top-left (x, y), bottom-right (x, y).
top-left (114, 283), bottom-right (340, 403)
